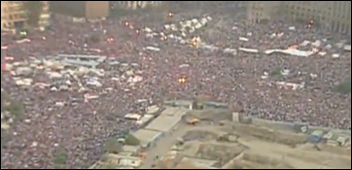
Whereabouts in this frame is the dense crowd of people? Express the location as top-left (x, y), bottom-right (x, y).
top-left (1, 3), bottom-right (351, 169)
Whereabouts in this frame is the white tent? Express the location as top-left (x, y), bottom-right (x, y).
top-left (239, 47), bottom-right (259, 53)
top-left (264, 49), bottom-right (314, 57)
top-left (279, 49), bottom-right (314, 57)
top-left (239, 37), bottom-right (249, 41)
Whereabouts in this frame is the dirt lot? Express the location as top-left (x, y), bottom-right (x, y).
top-left (156, 122), bottom-right (351, 169)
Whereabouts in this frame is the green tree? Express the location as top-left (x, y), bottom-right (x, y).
top-left (23, 1), bottom-right (44, 27)
top-left (1, 132), bottom-right (10, 151)
top-left (104, 138), bottom-right (123, 153)
top-left (295, 17), bottom-right (306, 24)
top-left (90, 34), bottom-right (101, 43)
top-left (1, 137), bottom-right (8, 150)
top-left (125, 134), bottom-right (140, 146)
top-left (335, 77), bottom-right (351, 94)
top-left (5, 102), bottom-right (22, 118)
top-left (53, 149), bottom-right (68, 167)
top-left (270, 67), bottom-right (282, 76)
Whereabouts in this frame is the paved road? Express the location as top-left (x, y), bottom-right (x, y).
top-left (138, 125), bottom-right (189, 169)
top-left (138, 124), bottom-right (224, 169)
top-left (138, 122), bottom-right (350, 169)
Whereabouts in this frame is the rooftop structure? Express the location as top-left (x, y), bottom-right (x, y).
top-left (91, 153), bottom-right (141, 169)
top-left (132, 129), bottom-right (162, 147)
top-left (144, 108), bottom-right (187, 132)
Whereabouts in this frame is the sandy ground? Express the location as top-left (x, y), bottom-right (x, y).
top-left (239, 140), bottom-right (350, 169)
top-left (139, 125), bottom-right (189, 169)
top-left (139, 122), bottom-right (351, 169)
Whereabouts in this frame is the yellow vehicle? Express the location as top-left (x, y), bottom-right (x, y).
top-left (186, 118), bottom-right (199, 125)
top-left (139, 152), bottom-right (146, 160)
top-left (189, 37), bottom-right (201, 48)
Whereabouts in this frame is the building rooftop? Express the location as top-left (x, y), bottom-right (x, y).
top-left (145, 115), bottom-right (180, 132)
top-left (132, 129), bottom-right (162, 146)
top-left (145, 108), bottom-right (188, 132)
top-left (160, 107), bottom-right (183, 116)
top-left (122, 145), bottom-right (139, 153)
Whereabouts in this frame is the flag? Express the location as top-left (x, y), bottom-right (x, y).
top-left (1, 62), bottom-right (6, 72)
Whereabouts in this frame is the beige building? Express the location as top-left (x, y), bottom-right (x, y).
top-left (50, 1), bottom-right (109, 19)
top-left (246, 1), bottom-right (282, 24)
top-left (247, 1), bottom-right (351, 35)
top-left (1, 1), bottom-right (50, 31)
top-left (85, 1), bottom-right (109, 19)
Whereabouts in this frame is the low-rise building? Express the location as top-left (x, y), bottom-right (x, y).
top-left (145, 107), bottom-right (188, 134)
top-left (118, 155), bottom-right (141, 167)
top-left (146, 105), bottom-right (161, 115)
top-left (246, 1), bottom-right (351, 35)
top-left (136, 114), bottom-right (154, 127)
top-left (96, 153), bottom-right (141, 169)
top-left (145, 113), bottom-right (181, 133)
top-left (1, 1), bottom-right (50, 31)
top-left (132, 128), bottom-right (162, 148)
top-left (120, 145), bottom-right (140, 156)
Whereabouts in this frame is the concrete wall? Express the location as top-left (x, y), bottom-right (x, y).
top-left (251, 118), bottom-right (295, 131)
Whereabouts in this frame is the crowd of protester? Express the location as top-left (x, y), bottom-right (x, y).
top-left (1, 2), bottom-right (350, 169)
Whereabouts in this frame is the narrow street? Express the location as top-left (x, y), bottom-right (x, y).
top-left (138, 125), bottom-right (189, 169)
top-left (138, 125), bottom-right (223, 169)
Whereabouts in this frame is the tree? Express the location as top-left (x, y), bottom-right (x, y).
top-left (124, 135), bottom-right (140, 146)
top-left (104, 138), bottom-right (123, 153)
top-left (23, 1), bottom-right (44, 27)
top-left (1, 137), bottom-right (8, 150)
top-left (270, 67), bottom-right (282, 76)
top-left (53, 149), bottom-right (68, 167)
top-left (89, 34), bottom-right (101, 43)
top-left (335, 77), bottom-right (351, 94)
top-left (295, 17), bottom-right (306, 24)
top-left (4, 102), bottom-right (22, 118)
top-left (259, 19), bottom-right (269, 24)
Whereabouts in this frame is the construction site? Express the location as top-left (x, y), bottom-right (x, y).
top-left (90, 100), bottom-right (351, 169)
top-left (156, 125), bottom-right (350, 169)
